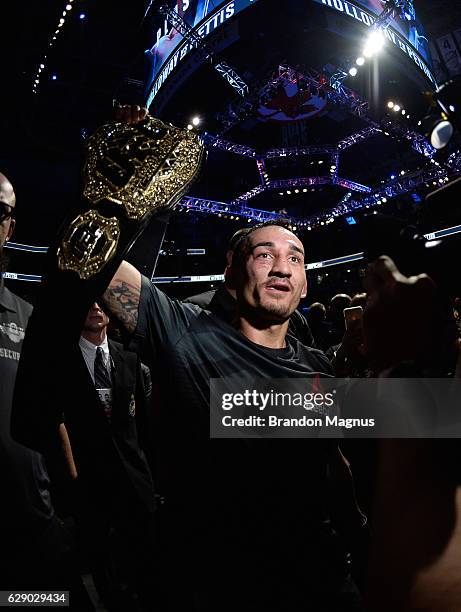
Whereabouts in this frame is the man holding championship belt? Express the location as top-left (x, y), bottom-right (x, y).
top-left (13, 109), bottom-right (365, 611)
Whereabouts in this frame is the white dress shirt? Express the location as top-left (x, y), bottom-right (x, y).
top-left (79, 335), bottom-right (111, 384)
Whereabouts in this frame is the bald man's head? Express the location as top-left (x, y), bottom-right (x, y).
top-left (0, 173), bottom-right (16, 208)
top-left (0, 172), bottom-right (16, 252)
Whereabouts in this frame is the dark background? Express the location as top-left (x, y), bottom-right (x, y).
top-left (3, 0), bottom-right (461, 305)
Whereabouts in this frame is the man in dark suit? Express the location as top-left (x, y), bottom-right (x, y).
top-left (64, 302), bottom-right (157, 611)
top-left (15, 301), bottom-right (157, 611)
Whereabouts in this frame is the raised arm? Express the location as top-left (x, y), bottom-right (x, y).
top-left (103, 260), bottom-right (142, 334)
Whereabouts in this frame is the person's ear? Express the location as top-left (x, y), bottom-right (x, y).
top-left (301, 276), bottom-right (307, 299)
top-left (224, 264), bottom-right (235, 289)
top-left (5, 218), bottom-right (15, 242)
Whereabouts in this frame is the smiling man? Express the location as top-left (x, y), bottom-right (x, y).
top-left (96, 220), bottom-right (365, 611)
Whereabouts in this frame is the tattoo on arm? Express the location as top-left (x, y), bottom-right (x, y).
top-left (104, 279), bottom-right (140, 333)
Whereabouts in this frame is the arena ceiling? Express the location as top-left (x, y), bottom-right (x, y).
top-left (2, 0), bottom-right (461, 296)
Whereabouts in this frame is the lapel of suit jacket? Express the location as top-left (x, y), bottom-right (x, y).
top-left (109, 339), bottom-right (135, 420)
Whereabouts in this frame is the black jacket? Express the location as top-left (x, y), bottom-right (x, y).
top-left (13, 339), bottom-right (156, 514)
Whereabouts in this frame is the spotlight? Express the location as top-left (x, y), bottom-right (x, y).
top-left (394, 105), bottom-right (401, 112)
top-left (348, 67), bottom-right (358, 77)
top-left (400, 170), bottom-right (405, 175)
top-left (401, 109), bottom-right (406, 115)
top-left (382, 197), bottom-right (387, 203)
top-left (66, 3), bottom-right (72, 9)
top-left (286, 190), bottom-right (292, 195)
top-left (387, 101), bottom-right (394, 109)
top-left (40, 63), bottom-right (45, 69)
top-left (51, 74), bottom-right (57, 80)
top-left (356, 57), bottom-right (365, 66)
top-left (192, 116), bottom-right (200, 126)
top-left (363, 30), bottom-right (384, 58)
top-left (318, 160), bottom-right (323, 164)
top-left (187, 124), bottom-right (193, 130)
top-left (79, 13), bottom-right (86, 19)
top-left (294, 189), bottom-right (299, 193)
top-left (430, 120), bottom-right (454, 149)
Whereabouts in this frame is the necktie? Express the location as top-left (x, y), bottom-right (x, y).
top-left (94, 346), bottom-right (112, 389)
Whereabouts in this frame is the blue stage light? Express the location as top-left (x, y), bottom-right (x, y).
top-left (79, 13), bottom-right (86, 20)
top-left (390, 174), bottom-right (396, 179)
top-left (51, 74), bottom-right (57, 80)
top-left (345, 216), bottom-right (357, 225)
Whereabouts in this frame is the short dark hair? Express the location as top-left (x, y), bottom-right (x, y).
top-left (228, 227), bottom-right (252, 252)
top-left (230, 220), bottom-right (294, 268)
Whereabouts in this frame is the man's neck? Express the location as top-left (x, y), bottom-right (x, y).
top-left (238, 316), bottom-right (289, 349)
top-left (81, 329), bottom-right (107, 346)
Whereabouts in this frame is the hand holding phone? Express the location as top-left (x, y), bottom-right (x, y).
top-left (344, 306), bottom-right (363, 329)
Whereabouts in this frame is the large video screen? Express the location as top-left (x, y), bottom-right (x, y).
top-left (316, 0), bottom-right (431, 64)
top-left (145, 0), bottom-right (434, 107)
top-left (146, 1), bottom-right (231, 101)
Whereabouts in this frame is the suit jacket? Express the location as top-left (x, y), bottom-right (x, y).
top-left (67, 340), bottom-right (156, 513)
top-left (13, 338), bottom-right (156, 515)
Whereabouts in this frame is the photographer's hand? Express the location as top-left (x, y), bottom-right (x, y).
top-left (363, 255), bottom-right (437, 372)
top-left (332, 318), bottom-right (365, 376)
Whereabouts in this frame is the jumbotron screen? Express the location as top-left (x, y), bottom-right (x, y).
top-left (145, 0), bottom-right (434, 107)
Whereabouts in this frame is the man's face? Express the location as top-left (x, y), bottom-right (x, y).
top-left (236, 226), bottom-right (307, 322)
top-left (0, 176), bottom-right (16, 251)
top-left (83, 302), bottom-right (109, 333)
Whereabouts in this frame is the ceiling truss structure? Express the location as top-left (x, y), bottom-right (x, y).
top-left (158, 5), bottom-right (249, 97)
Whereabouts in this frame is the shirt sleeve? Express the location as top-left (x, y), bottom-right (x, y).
top-left (132, 274), bottom-right (200, 351)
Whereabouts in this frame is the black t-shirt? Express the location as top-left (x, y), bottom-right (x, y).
top-left (185, 283), bottom-right (316, 347)
top-left (0, 282), bottom-right (54, 546)
top-left (137, 276), bottom-right (331, 420)
top-left (135, 277), bottom-right (353, 602)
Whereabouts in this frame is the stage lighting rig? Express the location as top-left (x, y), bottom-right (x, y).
top-left (424, 77), bottom-right (461, 150)
top-left (158, 5), bottom-right (248, 97)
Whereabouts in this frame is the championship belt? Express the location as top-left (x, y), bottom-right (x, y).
top-left (11, 116), bottom-right (205, 444)
top-left (57, 115), bottom-right (205, 281)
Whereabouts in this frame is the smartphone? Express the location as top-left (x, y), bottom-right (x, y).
top-left (343, 306), bottom-right (363, 329)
